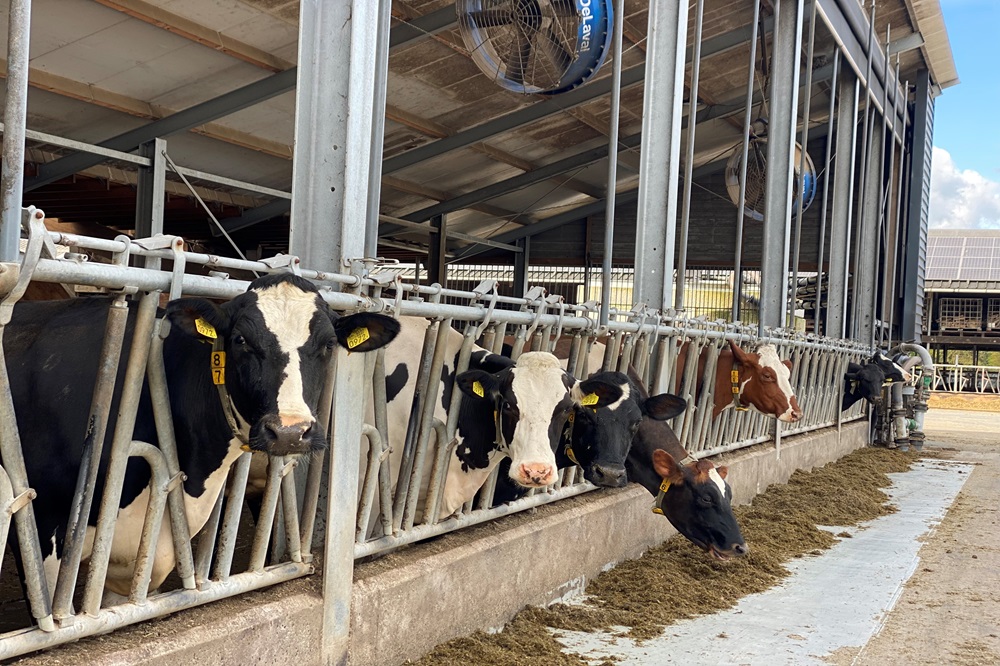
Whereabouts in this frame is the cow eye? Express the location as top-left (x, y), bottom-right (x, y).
top-left (325, 338), bottom-right (337, 351)
top-left (233, 334), bottom-right (247, 347)
top-left (698, 496), bottom-right (713, 507)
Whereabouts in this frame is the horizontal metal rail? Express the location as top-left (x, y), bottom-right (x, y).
top-left (930, 364), bottom-right (1000, 394)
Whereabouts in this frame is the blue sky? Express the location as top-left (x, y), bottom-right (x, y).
top-left (928, 0), bottom-right (1000, 228)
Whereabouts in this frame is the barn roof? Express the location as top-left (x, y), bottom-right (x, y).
top-left (925, 230), bottom-right (1000, 293)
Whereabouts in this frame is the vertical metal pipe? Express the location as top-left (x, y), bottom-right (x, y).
top-left (212, 453), bottom-right (252, 581)
top-left (364, 0), bottom-right (393, 257)
top-left (633, 0), bottom-right (689, 312)
top-left (889, 71), bottom-right (909, 338)
top-left (814, 51), bottom-right (840, 332)
top-left (676, 0), bottom-right (705, 313)
top-left (732, 0), bottom-right (762, 322)
top-left (600, 0), bottom-right (625, 328)
top-left (872, 24), bottom-right (892, 345)
top-left (52, 297), bottom-right (130, 618)
top-left (827, 72), bottom-right (859, 338)
top-left (851, 0), bottom-right (876, 338)
top-left (759, 0), bottom-right (804, 332)
top-left (789, 0), bottom-right (818, 327)
top-left (0, 0), bottom-right (31, 263)
top-left (82, 291), bottom-right (159, 614)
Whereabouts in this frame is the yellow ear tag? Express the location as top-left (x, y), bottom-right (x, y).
top-left (580, 393), bottom-right (599, 407)
top-left (346, 327), bottom-right (370, 350)
top-left (472, 380), bottom-right (485, 398)
top-left (195, 317), bottom-right (217, 339)
top-left (659, 479), bottom-right (671, 493)
top-left (240, 443), bottom-right (252, 452)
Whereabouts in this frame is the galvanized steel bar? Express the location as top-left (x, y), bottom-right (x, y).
top-left (211, 453), bottom-right (252, 581)
top-left (789, 0), bottom-right (818, 323)
top-left (193, 489), bottom-right (224, 585)
top-left (851, 0), bottom-right (877, 339)
top-left (826, 71), bottom-right (859, 338)
top-left (633, 0), bottom-right (689, 312)
top-left (0, 0), bottom-right (31, 263)
top-left (52, 296), bottom-right (130, 618)
top-left (249, 456), bottom-right (289, 573)
top-left (600, 0), bottom-right (625, 328)
top-left (356, 425), bottom-right (385, 539)
top-left (82, 291), bottom-right (159, 614)
top-left (676, 0), bottom-right (706, 312)
top-left (126, 441), bottom-right (172, 603)
top-left (365, 0), bottom-right (393, 257)
top-left (759, 0), bottom-right (805, 331)
top-left (814, 50), bottom-right (840, 332)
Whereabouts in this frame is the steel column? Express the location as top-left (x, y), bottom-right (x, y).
top-left (759, 0), bottom-right (805, 331)
top-left (134, 138), bottom-right (168, 270)
top-left (826, 70), bottom-right (859, 338)
top-left (814, 51), bottom-right (841, 332)
top-left (513, 237), bottom-right (530, 296)
top-left (633, 0), bottom-right (689, 312)
top-left (288, 1), bottom-right (381, 664)
top-left (600, 0), bottom-right (625, 327)
top-left (854, 119), bottom-right (883, 345)
top-left (902, 69), bottom-right (933, 342)
top-left (364, 0), bottom-right (393, 257)
top-left (427, 214), bottom-right (447, 286)
top-left (0, 0), bottom-right (31, 263)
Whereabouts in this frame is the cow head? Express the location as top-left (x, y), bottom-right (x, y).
top-left (843, 362), bottom-right (888, 409)
top-left (652, 449), bottom-right (747, 560)
top-left (456, 351), bottom-right (624, 488)
top-left (566, 371), bottom-right (687, 488)
top-left (870, 351), bottom-right (911, 383)
top-left (166, 274), bottom-right (399, 456)
top-left (730, 341), bottom-right (802, 422)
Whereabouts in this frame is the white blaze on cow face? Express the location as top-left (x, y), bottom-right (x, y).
top-left (254, 281), bottom-right (321, 429)
top-left (707, 467), bottom-right (727, 498)
top-left (507, 352), bottom-right (568, 487)
top-left (756, 345), bottom-right (799, 422)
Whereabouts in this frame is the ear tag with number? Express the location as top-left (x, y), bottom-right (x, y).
top-left (580, 393), bottom-right (599, 407)
top-left (472, 380), bottom-right (485, 398)
top-left (195, 317), bottom-right (217, 339)
top-left (347, 327), bottom-right (370, 350)
top-left (211, 351), bottom-right (226, 385)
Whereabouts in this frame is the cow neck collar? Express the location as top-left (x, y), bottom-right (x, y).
top-left (730, 360), bottom-right (748, 411)
top-left (492, 402), bottom-right (506, 451)
top-left (651, 453), bottom-right (696, 515)
top-left (212, 337), bottom-right (252, 452)
top-left (562, 410), bottom-right (580, 465)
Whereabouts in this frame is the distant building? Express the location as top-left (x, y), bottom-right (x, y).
top-left (923, 230), bottom-right (1000, 364)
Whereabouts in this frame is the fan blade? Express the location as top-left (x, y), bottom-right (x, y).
top-left (468, 8), bottom-right (514, 28)
top-left (505, 28), bottom-right (534, 84)
top-left (536, 26), bottom-right (573, 73)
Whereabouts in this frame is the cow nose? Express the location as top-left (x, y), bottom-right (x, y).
top-left (263, 419), bottom-right (315, 455)
top-left (516, 463), bottom-right (557, 487)
top-left (591, 463), bottom-right (627, 488)
top-left (733, 543), bottom-right (749, 556)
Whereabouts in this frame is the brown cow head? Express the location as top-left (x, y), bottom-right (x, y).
top-left (729, 341), bottom-right (802, 423)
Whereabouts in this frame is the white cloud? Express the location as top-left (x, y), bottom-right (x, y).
top-left (929, 147), bottom-right (1000, 229)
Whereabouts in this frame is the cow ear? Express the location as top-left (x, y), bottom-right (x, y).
top-left (782, 359), bottom-right (793, 371)
top-left (716, 465), bottom-right (729, 480)
top-left (729, 340), bottom-right (752, 364)
top-left (844, 371), bottom-right (859, 381)
top-left (651, 449), bottom-right (685, 485)
top-left (165, 298), bottom-right (230, 342)
top-left (456, 369), bottom-right (498, 401)
top-left (643, 393), bottom-right (687, 421)
top-left (332, 312), bottom-right (400, 352)
top-left (574, 377), bottom-right (624, 408)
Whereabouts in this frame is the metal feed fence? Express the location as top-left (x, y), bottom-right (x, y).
top-left (0, 215), bottom-right (869, 658)
top-left (930, 364), bottom-right (1000, 394)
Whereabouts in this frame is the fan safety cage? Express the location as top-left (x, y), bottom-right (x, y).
top-left (456, 0), bottom-right (613, 95)
top-left (725, 138), bottom-right (818, 222)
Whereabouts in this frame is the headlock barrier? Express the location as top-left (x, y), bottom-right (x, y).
top-left (0, 208), bottom-right (871, 659)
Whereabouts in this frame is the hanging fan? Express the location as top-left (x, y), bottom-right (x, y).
top-left (456, 0), bottom-right (613, 95)
top-left (724, 135), bottom-right (818, 222)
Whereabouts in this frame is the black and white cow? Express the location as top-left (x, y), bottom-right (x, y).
top-left (374, 318), bottom-right (624, 520)
top-left (7, 273), bottom-right (398, 597)
top-left (842, 351), bottom-right (912, 411)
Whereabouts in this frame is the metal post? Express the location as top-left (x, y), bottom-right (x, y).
top-left (633, 0), bottom-right (689, 312)
top-left (514, 237), bottom-right (530, 296)
top-left (288, 1), bottom-right (383, 663)
top-left (789, 0), bottom-right (817, 327)
top-left (814, 51), bottom-right (840, 332)
top-left (826, 70), bottom-right (859, 338)
top-left (851, 0), bottom-right (876, 339)
top-left (600, 0), bottom-right (625, 327)
top-left (675, 0), bottom-right (705, 313)
top-left (759, 0), bottom-right (804, 331)
top-left (135, 138), bottom-right (168, 270)
top-left (364, 0), bottom-right (393, 258)
top-left (855, 118), bottom-right (883, 346)
top-left (428, 214), bottom-right (447, 286)
top-left (732, 0), bottom-right (762, 322)
top-left (0, 0), bottom-right (32, 263)
top-left (902, 70), bottom-right (932, 342)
